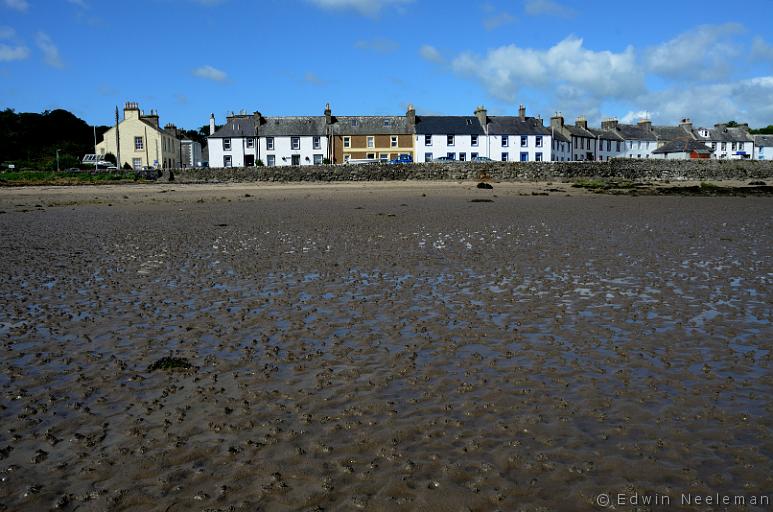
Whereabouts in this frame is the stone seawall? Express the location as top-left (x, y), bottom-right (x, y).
top-left (172, 160), bottom-right (773, 183)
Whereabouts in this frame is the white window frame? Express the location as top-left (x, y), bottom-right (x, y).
top-left (343, 136), bottom-right (351, 148)
top-left (266, 137), bottom-right (274, 150)
top-left (520, 136), bottom-right (527, 147)
top-left (447, 135), bottom-right (455, 146)
top-left (447, 152), bottom-right (456, 160)
top-left (424, 135), bottom-right (432, 146)
top-left (536, 136), bottom-right (543, 148)
top-left (313, 136), bottom-right (321, 150)
top-left (134, 136), bottom-right (144, 151)
top-left (501, 152), bottom-right (509, 161)
top-left (344, 154), bottom-right (351, 162)
top-left (246, 137), bottom-right (255, 149)
top-left (367, 136), bottom-right (375, 149)
top-left (391, 136), bottom-right (398, 148)
top-left (367, 152), bottom-right (376, 159)
top-left (223, 138), bottom-right (231, 151)
top-left (313, 154), bottom-right (323, 165)
top-left (471, 135), bottom-right (479, 147)
top-left (535, 152), bottom-right (543, 162)
top-left (267, 155), bottom-right (276, 167)
top-left (425, 152), bottom-right (433, 161)
top-left (224, 155), bottom-right (232, 167)
top-left (291, 137), bottom-right (300, 151)
top-left (132, 157), bottom-right (142, 170)
top-left (459, 152), bottom-right (466, 162)
top-left (502, 135), bottom-right (509, 147)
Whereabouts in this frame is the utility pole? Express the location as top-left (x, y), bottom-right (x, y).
top-left (115, 106), bottom-right (121, 170)
top-left (56, 149), bottom-right (60, 172)
top-left (93, 125), bottom-right (98, 173)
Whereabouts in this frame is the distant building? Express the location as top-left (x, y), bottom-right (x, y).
top-left (207, 113), bottom-right (258, 168)
top-left (257, 109), bottom-right (330, 167)
top-left (331, 106), bottom-right (415, 164)
top-left (600, 118), bottom-right (657, 159)
top-left (652, 139), bottom-right (713, 159)
top-left (96, 102), bottom-right (181, 170)
top-left (552, 115), bottom-right (596, 161)
top-left (753, 135), bottom-right (773, 160)
top-left (692, 124), bottom-right (754, 159)
top-left (414, 108), bottom-right (487, 163)
top-left (588, 122), bottom-right (625, 161)
top-left (180, 137), bottom-right (203, 168)
top-left (486, 106), bottom-right (553, 162)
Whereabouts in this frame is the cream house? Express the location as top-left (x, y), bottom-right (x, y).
top-left (97, 102), bottom-right (181, 170)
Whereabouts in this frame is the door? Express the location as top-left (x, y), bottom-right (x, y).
top-left (291, 155), bottom-right (301, 166)
top-left (245, 155), bottom-right (255, 167)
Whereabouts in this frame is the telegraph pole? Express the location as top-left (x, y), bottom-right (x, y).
top-left (115, 106), bottom-right (121, 169)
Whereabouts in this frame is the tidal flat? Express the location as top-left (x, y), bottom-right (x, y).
top-left (0, 182), bottom-right (770, 511)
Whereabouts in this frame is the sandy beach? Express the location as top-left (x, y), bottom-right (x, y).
top-left (0, 181), bottom-right (770, 511)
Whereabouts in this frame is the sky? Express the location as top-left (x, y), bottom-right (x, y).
top-left (1, 0), bottom-right (773, 130)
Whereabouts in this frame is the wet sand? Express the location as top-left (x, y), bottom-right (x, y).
top-left (0, 182), bottom-right (771, 511)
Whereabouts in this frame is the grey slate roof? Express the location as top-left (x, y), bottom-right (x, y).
top-left (652, 139), bottom-right (713, 154)
top-left (258, 116), bottom-right (327, 137)
top-left (210, 116), bottom-right (257, 139)
top-left (487, 116), bottom-right (550, 136)
top-left (615, 124), bottom-right (657, 141)
top-left (754, 135), bottom-right (773, 147)
top-left (565, 125), bottom-right (596, 138)
top-left (414, 116), bottom-right (485, 135)
top-left (652, 125), bottom-right (693, 141)
top-left (551, 130), bottom-right (571, 143)
top-left (333, 116), bottom-right (411, 135)
top-left (693, 126), bottom-right (754, 143)
top-left (588, 128), bottom-right (624, 141)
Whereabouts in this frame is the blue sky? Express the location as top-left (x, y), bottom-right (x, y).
top-left (2, 0), bottom-right (773, 130)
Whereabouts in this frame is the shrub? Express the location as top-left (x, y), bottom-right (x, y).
top-left (256, 159), bottom-right (264, 166)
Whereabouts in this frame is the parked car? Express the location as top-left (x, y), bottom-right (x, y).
top-left (471, 156), bottom-right (493, 162)
top-left (433, 156), bottom-right (457, 162)
top-left (388, 154), bottom-right (413, 165)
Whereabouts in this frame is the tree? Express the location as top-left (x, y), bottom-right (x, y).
top-left (103, 152), bottom-right (116, 164)
top-left (750, 125), bottom-right (773, 134)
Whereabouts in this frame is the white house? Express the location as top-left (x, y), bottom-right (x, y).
top-left (551, 115), bottom-right (595, 161)
top-left (257, 113), bottom-right (330, 167)
top-left (414, 109), bottom-right (488, 162)
top-left (486, 105), bottom-right (553, 162)
top-left (692, 124), bottom-right (754, 160)
top-left (651, 139), bottom-right (713, 159)
top-left (753, 135), bottom-right (773, 160)
top-left (208, 113), bottom-right (258, 168)
top-left (601, 118), bottom-right (658, 159)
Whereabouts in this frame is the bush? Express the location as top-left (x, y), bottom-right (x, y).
top-left (323, 158), bottom-right (331, 165)
top-left (256, 159), bottom-right (264, 166)
top-left (103, 152), bottom-right (117, 164)
top-left (123, 162), bottom-right (132, 170)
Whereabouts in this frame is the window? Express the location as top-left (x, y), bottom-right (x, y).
top-left (501, 152), bottom-right (509, 161)
top-left (447, 135), bottom-right (455, 146)
top-left (291, 137), bottom-right (300, 150)
top-left (223, 138), bottom-right (231, 151)
top-left (132, 158), bottom-right (142, 170)
top-left (425, 152), bottom-right (433, 161)
top-left (267, 155), bottom-right (276, 167)
top-left (447, 152), bottom-right (456, 160)
top-left (425, 135), bottom-right (432, 146)
top-left (520, 152), bottom-right (528, 162)
top-left (367, 153), bottom-right (375, 159)
top-left (502, 135), bottom-right (509, 147)
top-left (350, 119), bottom-right (358, 127)
top-left (721, 142), bottom-right (726, 151)
top-left (471, 152), bottom-right (478, 159)
top-left (459, 152), bottom-right (466, 161)
top-left (266, 137), bottom-right (274, 150)
top-left (471, 135), bottom-right (479, 147)
top-left (313, 154), bottom-right (323, 165)
top-left (637, 141), bottom-right (641, 149)
top-left (224, 155), bottom-right (232, 167)
top-left (344, 136), bottom-right (351, 148)
top-left (344, 154), bottom-right (351, 162)
top-left (383, 119), bottom-right (392, 127)
top-left (391, 136), bottom-right (398, 148)
top-left (616, 141), bottom-right (621, 152)
top-left (536, 136), bottom-right (543, 148)
top-left (535, 152), bottom-right (543, 162)
top-left (731, 142), bottom-right (736, 151)
top-left (246, 138), bottom-right (255, 149)
top-left (379, 153), bottom-right (389, 161)
top-left (134, 136), bottom-right (144, 151)
top-left (367, 136), bottom-right (374, 148)
top-left (313, 136), bottom-right (321, 150)
top-left (711, 142), bottom-right (716, 150)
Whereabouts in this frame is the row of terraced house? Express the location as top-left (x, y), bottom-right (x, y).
top-left (95, 101), bottom-right (773, 170)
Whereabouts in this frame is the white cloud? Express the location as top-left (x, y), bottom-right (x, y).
top-left (0, 26), bottom-right (15, 39)
top-left (307, 0), bottom-right (412, 17)
top-left (3, 0), bottom-right (28, 12)
top-left (354, 38), bottom-right (399, 53)
top-left (752, 37), bottom-right (773, 62)
top-left (193, 65), bottom-right (227, 81)
top-left (0, 43), bottom-right (29, 61)
top-left (620, 110), bottom-right (651, 124)
top-left (524, 0), bottom-right (574, 18)
top-left (451, 36), bottom-right (643, 102)
top-left (645, 23), bottom-right (743, 81)
top-left (35, 32), bottom-right (63, 68)
top-left (419, 44), bottom-right (444, 64)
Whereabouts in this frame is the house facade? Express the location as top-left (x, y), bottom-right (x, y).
top-left (589, 124), bottom-right (625, 161)
top-left (486, 106), bottom-right (553, 162)
top-left (96, 102), bottom-right (181, 170)
top-left (600, 119), bottom-right (658, 159)
top-left (180, 138), bottom-right (203, 168)
top-left (414, 109), bottom-right (487, 162)
top-left (257, 113), bottom-right (329, 167)
top-left (652, 139), bottom-right (713, 159)
top-left (692, 124), bottom-right (754, 159)
top-left (753, 135), bottom-right (773, 160)
top-left (331, 106), bottom-right (415, 164)
top-left (551, 115), bottom-right (596, 161)
top-left (208, 113), bottom-right (258, 168)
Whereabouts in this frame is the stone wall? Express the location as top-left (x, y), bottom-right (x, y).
top-left (173, 159), bottom-right (773, 183)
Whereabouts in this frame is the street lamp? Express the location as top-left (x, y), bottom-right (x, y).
top-left (56, 149), bottom-right (60, 172)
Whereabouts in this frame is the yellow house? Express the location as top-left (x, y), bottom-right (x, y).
top-left (97, 102), bottom-right (181, 170)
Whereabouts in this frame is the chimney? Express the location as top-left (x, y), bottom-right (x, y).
top-left (638, 118), bottom-right (652, 130)
top-left (209, 113), bottom-right (216, 135)
top-left (679, 118), bottom-right (693, 132)
top-left (124, 101), bottom-right (140, 120)
top-left (164, 123), bottom-right (178, 137)
top-left (142, 109), bottom-right (160, 129)
top-left (576, 116), bottom-right (588, 130)
top-left (324, 102), bottom-right (332, 125)
top-left (474, 105), bottom-right (488, 130)
top-left (406, 103), bottom-right (416, 127)
top-left (518, 104), bottom-right (526, 120)
top-left (601, 117), bottom-right (618, 131)
top-left (550, 113), bottom-right (564, 132)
